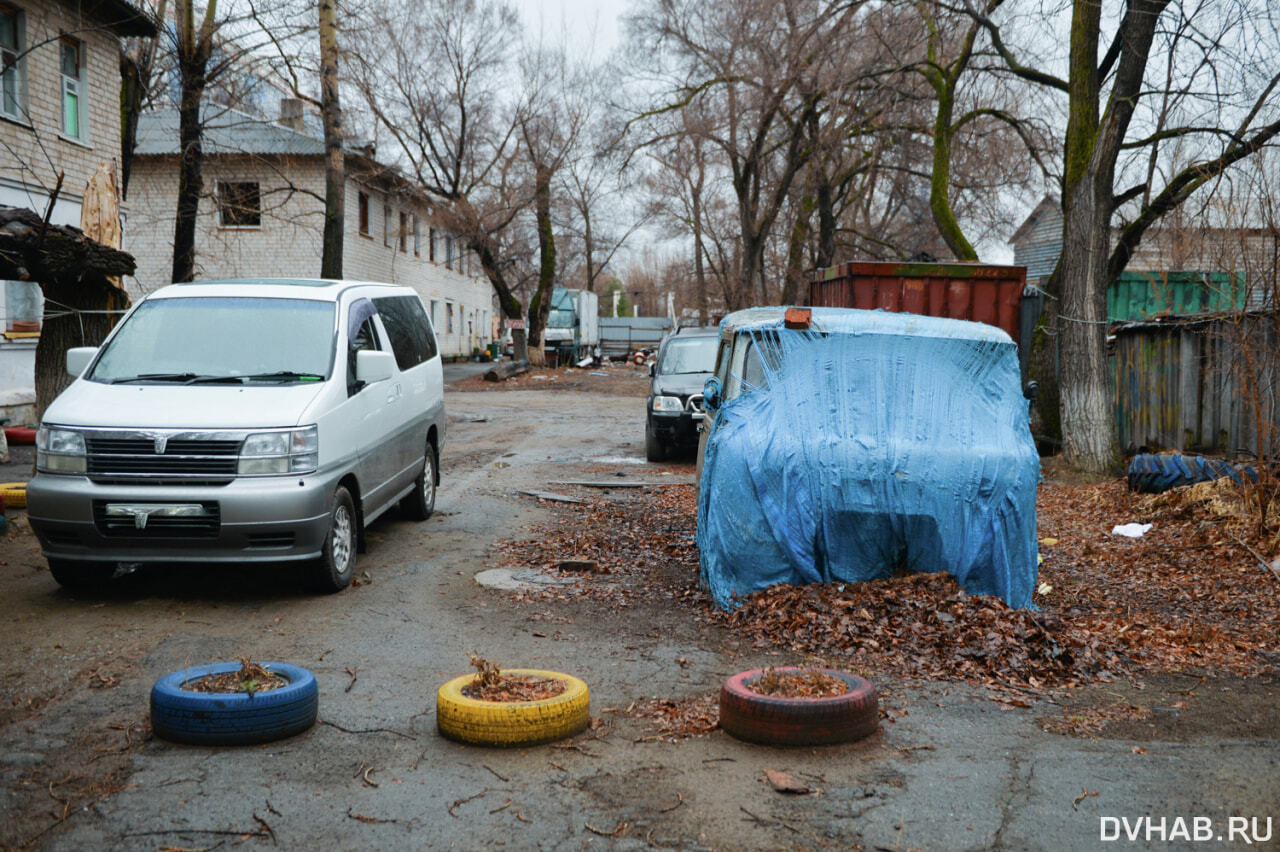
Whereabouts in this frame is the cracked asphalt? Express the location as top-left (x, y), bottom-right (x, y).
top-left (0, 362), bottom-right (1276, 850)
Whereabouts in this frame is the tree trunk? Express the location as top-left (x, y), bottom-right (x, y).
top-left (929, 86), bottom-right (978, 261)
top-left (35, 280), bottom-right (126, 422)
top-left (171, 0), bottom-right (214, 284)
top-left (318, 0), bottom-right (344, 279)
top-left (582, 206), bottom-right (595, 292)
top-left (692, 189), bottom-right (708, 325)
top-left (119, 55), bottom-right (145, 200)
top-left (525, 165), bottom-right (556, 367)
top-left (472, 236), bottom-right (527, 361)
top-left (781, 196), bottom-right (812, 305)
top-left (1057, 180), bottom-right (1117, 472)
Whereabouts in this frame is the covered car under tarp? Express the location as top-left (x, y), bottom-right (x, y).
top-left (697, 307), bottom-right (1040, 609)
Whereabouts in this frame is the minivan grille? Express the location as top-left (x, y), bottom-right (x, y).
top-left (86, 437), bottom-right (241, 482)
top-left (92, 501), bottom-right (221, 538)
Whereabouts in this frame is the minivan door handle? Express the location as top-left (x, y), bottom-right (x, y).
top-left (387, 382), bottom-right (403, 403)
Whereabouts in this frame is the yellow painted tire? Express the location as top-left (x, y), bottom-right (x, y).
top-left (436, 669), bottom-right (589, 748)
top-left (0, 482), bottom-right (26, 509)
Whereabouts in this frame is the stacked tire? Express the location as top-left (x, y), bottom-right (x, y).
top-left (1126, 453), bottom-right (1257, 494)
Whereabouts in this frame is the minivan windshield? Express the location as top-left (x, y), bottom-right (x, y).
top-left (659, 337), bottom-right (718, 375)
top-left (89, 297), bottom-right (336, 385)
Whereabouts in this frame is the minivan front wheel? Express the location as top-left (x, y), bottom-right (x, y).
top-left (312, 486), bottom-right (357, 593)
top-left (401, 441), bottom-right (437, 521)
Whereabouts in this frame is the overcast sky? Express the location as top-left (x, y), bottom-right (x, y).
top-left (509, 0), bottom-right (627, 59)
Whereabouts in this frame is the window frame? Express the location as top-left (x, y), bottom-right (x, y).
top-left (58, 35), bottom-right (84, 141)
top-left (398, 211), bottom-right (408, 253)
top-left (357, 191), bottom-right (370, 237)
top-left (0, 3), bottom-right (25, 123)
top-left (412, 215), bottom-right (420, 256)
top-left (216, 181), bottom-right (262, 229)
top-left (383, 203), bottom-right (391, 247)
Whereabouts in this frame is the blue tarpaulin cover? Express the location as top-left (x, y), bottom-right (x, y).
top-left (697, 307), bottom-right (1040, 609)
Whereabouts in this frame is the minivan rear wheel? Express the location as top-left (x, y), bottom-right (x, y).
top-left (401, 441), bottom-right (437, 521)
top-left (311, 486), bottom-right (356, 593)
top-left (48, 558), bottom-right (115, 590)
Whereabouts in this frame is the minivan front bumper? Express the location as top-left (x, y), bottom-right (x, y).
top-left (27, 472), bottom-right (340, 564)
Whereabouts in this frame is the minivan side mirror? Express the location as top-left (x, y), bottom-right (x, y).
top-left (649, 362), bottom-right (656, 378)
top-left (66, 347), bottom-right (97, 377)
top-left (355, 350), bottom-right (396, 384)
top-left (703, 376), bottom-right (722, 413)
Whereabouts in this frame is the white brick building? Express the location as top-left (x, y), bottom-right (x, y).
top-left (127, 106), bottom-right (497, 358)
top-left (0, 0), bottom-right (155, 423)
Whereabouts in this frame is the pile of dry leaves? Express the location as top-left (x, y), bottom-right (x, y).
top-left (500, 472), bottom-right (1279, 691)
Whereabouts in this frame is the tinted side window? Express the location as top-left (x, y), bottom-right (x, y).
top-left (373, 295), bottom-right (438, 369)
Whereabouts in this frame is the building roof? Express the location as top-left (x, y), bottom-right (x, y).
top-left (134, 107), bottom-right (431, 206)
top-left (1009, 195), bottom-right (1061, 246)
top-left (135, 108), bottom-right (326, 157)
top-left (84, 0), bottom-right (159, 37)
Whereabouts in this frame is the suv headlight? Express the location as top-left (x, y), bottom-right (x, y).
top-left (651, 395), bottom-right (684, 412)
top-left (238, 426), bottom-right (318, 474)
top-left (36, 427), bottom-right (87, 473)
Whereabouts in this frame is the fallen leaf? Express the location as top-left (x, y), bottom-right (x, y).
top-left (763, 770), bottom-right (813, 794)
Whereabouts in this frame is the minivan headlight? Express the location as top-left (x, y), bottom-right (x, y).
top-left (238, 426), bottom-right (318, 475)
top-left (651, 395), bottom-right (684, 412)
top-left (36, 427), bottom-right (87, 473)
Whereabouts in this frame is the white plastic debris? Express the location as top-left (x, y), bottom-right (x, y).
top-left (1111, 523), bottom-right (1153, 538)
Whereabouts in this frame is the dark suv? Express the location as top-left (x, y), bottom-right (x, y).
top-left (645, 326), bottom-right (719, 461)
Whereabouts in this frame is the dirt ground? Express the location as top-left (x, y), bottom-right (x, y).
top-left (0, 365), bottom-right (1276, 851)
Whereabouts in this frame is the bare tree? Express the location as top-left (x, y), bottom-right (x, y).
top-left (969, 0), bottom-right (1280, 472)
top-left (120, 0), bottom-right (168, 199)
top-left (628, 0), bottom-right (866, 308)
top-left (171, 0), bottom-right (236, 283)
top-left (350, 0), bottom-right (537, 357)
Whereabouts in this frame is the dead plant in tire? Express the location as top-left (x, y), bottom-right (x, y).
top-left (463, 652), bottom-right (566, 702)
top-left (750, 667), bottom-right (849, 698)
top-left (182, 658), bottom-right (287, 696)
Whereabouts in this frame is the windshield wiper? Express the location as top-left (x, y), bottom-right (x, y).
top-left (109, 372), bottom-right (205, 384)
top-left (184, 375), bottom-right (250, 384)
top-left (242, 371), bottom-right (325, 382)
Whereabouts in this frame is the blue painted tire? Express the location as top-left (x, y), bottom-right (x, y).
top-left (1127, 453), bottom-right (1257, 494)
top-left (150, 662), bottom-right (318, 746)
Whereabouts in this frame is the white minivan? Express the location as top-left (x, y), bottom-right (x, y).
top-left (27, 279), bottom-right (445, 593)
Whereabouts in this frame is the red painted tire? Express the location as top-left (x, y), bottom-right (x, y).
top-left (719, 668), bottom-right (879, 746)
top-left (4, 427), bottom-right (35, 445)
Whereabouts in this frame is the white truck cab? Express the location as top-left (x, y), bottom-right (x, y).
top-left (27, 279), bottom-right (445, 593)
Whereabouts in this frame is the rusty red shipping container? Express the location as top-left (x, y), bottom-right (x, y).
top-left (810, 261), bottom-right (1028, 346)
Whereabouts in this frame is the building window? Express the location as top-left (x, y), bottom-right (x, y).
top-left (383, 204), bottom-right (391, 247)
top-left (358, 192), bottom-right (369, 236)
top-left (429, 299), bottom-right (439, 331)
top-left (4, 279), bottom-right (41, 333)
top-left (412, 216), bottom-right (421, 256)
top-left (446, 302), bottom-right (454, 334)
top-left (59, 36), bottom-right (83, 139)
top-left (217, 182), bottom-right (261, 227)
top-left (429, 228), bottom-right (436, 262)
top-left (0, 5), bottom-right (24, 121)
top-left (398, 211), bottom-right (408, 252)
top-left (445, 234), bottom-right (454, 269)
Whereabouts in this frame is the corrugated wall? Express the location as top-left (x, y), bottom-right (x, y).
top-left (810, 262), bottom-right (1026, 345)
top-left (1113, 314), bottom-right (1280, 456)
